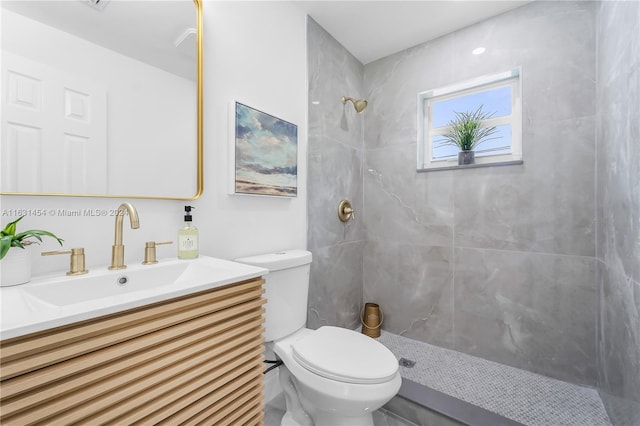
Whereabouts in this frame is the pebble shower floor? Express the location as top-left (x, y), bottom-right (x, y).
top-left (377, 331), bottom-right (611, 426)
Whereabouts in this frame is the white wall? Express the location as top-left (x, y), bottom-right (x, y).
top-left (198, 0), bottom-right (308, 260)
top-left (0, 1), bottom-right (308, 277)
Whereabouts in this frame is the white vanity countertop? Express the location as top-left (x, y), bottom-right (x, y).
top-left (0, 256), bottom-right (268, 340)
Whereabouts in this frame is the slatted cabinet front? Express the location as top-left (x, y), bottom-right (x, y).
top-left (0, 277), bottom-right (266, 425)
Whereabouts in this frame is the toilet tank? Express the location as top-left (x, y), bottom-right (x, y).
top-left (235, 250), bottom-right (312, 342)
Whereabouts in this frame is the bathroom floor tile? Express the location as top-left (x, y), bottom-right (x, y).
top-left (377, 331), bottom-right (611, 426)
top-left (373, 408), bottom-right (420, 426)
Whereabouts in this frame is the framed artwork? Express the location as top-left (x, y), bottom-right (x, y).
top-left (231, 102), bottom-right (298, 197)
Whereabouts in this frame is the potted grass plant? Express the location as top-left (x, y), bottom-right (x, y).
top-left (1, 216), bottom-right (63, 286)
top-left (438, 106), bottom-right (498, 165)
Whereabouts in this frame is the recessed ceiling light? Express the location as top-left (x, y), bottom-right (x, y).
top-left (472, 47), bottom-right (486, 55)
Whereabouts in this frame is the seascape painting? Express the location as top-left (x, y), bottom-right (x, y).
top-left (234, 102), bottom-right (298, 197)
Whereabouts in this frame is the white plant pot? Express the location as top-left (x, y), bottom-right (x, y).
top-left (1, 248), bottom-right (32, 287)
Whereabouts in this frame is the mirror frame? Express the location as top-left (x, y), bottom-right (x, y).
top-left (1, 0), bottom-right (204, 200)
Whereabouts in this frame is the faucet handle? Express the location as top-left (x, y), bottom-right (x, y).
top-left (142, 241), bottom-right (173, 265)
top-left (42, 248), bottom-right (89, 276)
top-left (338, 199), bottom-right (356, 222)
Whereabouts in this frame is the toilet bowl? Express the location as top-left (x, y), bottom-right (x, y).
top-left (272, 327), bottom-right (401, 426)
top-left (235, 250), bottom-right (401, 426)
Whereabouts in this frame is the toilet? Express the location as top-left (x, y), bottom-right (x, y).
top-left (235, 250), bottom-right (401, 426)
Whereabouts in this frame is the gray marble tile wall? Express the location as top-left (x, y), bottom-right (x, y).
top-left (306, 18), bottom-right (365, 331)
top-left (595, 1), bottom-right (640, 424)
top-left (305, 4), bottom-right (638, 414)
top-left (362, 1), bottom-right (599, 387)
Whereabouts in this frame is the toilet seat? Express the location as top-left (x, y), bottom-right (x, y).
top-left (291, 326), bottom-right (398, 384)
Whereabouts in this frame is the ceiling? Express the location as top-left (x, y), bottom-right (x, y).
top-left (3, 1), bottom-right (532, 77)
top-left (2, 0), bottom-right (196, 80)
top-left (297, 1), bottom-right (532, 65)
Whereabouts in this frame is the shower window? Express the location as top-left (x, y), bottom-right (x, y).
top-left (417, 68), bottom-right (522, 171)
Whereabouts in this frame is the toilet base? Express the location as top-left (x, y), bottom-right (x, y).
top-left (281, 410), bottom-right (374, 426)
top-left (279, 366), bottom-right (313, 426)
top-left (281, 411), bottom-right (312, 426)
top-left (279, 364), bottom-right (376, 426)
top-left (309, 411), bottom-right (374, 426)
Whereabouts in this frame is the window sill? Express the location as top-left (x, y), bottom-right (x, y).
top-left (417, 159), bottom-right (523, 173)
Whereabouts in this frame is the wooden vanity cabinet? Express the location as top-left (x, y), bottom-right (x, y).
top-left (0, 277), bottom-right (266, 425)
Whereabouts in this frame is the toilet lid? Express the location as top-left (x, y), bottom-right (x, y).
top-left (291, 326), bottom-right (399, 384)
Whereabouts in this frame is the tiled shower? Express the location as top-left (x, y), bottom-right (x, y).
top-left (306, 1), bottom-right (639, 425)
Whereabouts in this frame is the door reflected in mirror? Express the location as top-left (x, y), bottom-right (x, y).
top-left (1, 0), bottom-right (202, 199)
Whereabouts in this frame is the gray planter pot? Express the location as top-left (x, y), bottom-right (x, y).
top-left (458, 150), bottom-right (475, 165)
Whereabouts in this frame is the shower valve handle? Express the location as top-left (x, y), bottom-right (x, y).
top-left (338, 200), bottom-right (356, 222)
top-left (344, 206), bottom-right (355, 220)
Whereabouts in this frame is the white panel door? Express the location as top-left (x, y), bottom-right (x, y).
top-left (1, 52), bottom-right (107, 194)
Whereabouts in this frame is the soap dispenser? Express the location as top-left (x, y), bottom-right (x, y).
top-left (178, 206), bottom-right (199, 259)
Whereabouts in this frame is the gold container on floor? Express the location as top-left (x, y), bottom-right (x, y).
top-left (361, 302), bottom-right (383, 338)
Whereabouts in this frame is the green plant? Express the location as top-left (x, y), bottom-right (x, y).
top-left (438, 105), bottom-right (499, 151)
top-left (0, 216), bottom-right (63, 260)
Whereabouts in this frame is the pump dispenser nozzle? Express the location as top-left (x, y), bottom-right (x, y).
top-left (184, 205), bottom-right (195, 221)
top-left (178, 205), bottom-right (199, 259)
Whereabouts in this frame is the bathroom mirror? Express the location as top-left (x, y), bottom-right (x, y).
top-left (0, 0), bottom-right (203, 200)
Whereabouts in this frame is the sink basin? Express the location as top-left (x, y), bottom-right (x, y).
top-left (1, 256), bottom-right (268, 340)
top-left (21, 258), bottom-right (248, 307)
top-left (23, 262), bottom-right (189, 306)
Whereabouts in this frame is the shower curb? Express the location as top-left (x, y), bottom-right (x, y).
top-left (398, 378), bottom-right (526, 426)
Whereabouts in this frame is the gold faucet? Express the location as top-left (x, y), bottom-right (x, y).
top-left (109, 202), bottom-right (140, 270)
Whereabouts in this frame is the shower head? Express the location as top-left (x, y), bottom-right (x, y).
top-left (341, 96), bottom-right (368, 113)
